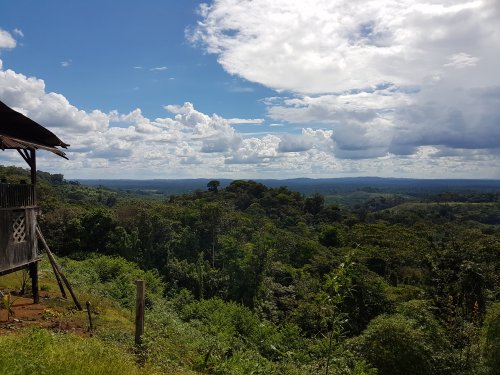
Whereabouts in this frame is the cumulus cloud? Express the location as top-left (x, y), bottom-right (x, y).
top-left (2, 1), bottom-right (500, 180)
top-left (191, 0), bottom-right (500, 165)
top-left (278, 134), bottom-right (314, 153)
top-left (191, 0), bottom-right (499, 93)
top-left (165, 102), bottom-right (244, 153)
top-left (226, 135), bottom-right (280, 164)
top-left (1, 63), bottom-right (292, 177)
top-left (0, 29), bottom-right (16, 49)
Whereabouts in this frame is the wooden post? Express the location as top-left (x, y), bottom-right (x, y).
top-left (135, 280), bottom-right (145, 346)
top-left (29, 149), bottom-right (36, 186)
top-left (86, 301), bottom-right (94, 332)
top-left (29, 262), bottom-right (39, 304)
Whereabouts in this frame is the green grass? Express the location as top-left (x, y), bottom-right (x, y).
top-left (0, 329), bottom-right (158, 375)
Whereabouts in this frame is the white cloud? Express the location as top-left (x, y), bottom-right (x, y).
top-left (1, 34), bottom-right (500, 179)
top-left (0, 29), bottom-right (16, 49)
top-left (165, 103), bottom-right (244, 153)
top-left (227, 118), bottom-right (263, 125)
top-left (226, 134), bottom-right (280, 164)
top-left (278, 134), bottom-right (314, 153)
top-left (13, 28), bottom-right (24, 38)
top-left (61, 60), bottom-right (72, 68)
top-left (191, 0), bottom-right (500, 165)
top-left (443, 52), bottom-right (479, 68)
top-left (149, 66), bottom-right (168, 71)
top-left (191, 0), bottom-right (499, 93)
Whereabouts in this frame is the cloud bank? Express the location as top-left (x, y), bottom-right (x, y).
top-left (0, 59), bottom-right (498, 179)
top-left (1, 1), bottom-right (500, 179)
top-left (190, 0), bottom-right (500, 170)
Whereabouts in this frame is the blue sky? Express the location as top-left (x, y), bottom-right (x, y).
top-left (0, 1), bottom-right (271, 119)
top-left (1, 1), bottom-right (499, 179)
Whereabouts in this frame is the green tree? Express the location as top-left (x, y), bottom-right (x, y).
top-left (304, 193), bottom-right (324, 215)
top-left (207, 180), bottom-right (220, 193)
top-left (315, 254), bottom-right (355, 375)
top-left (351, 300), bottom-right (453, 375)
top-left (481, 302), bottom-right (500, 374)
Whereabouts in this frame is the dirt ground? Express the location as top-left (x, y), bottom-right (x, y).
top-left (0, 293), bottom-right (88, 335)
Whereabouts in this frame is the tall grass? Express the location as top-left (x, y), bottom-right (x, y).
top-left (0, 329), bottom-right (155, 375)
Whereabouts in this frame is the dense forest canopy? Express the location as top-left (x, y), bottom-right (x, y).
top-left (1, 164), bottom-right (499, 374)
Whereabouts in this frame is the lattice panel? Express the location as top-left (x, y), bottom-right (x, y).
top-left (12, 214), bottom-right (27, 243)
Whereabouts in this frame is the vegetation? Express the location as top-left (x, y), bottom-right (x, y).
top-left (1, 165), bottom-right (499, 374)
top-left (0, 329), bottom-right (158, 375)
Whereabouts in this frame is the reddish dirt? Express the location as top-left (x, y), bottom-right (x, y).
top-left (0, 294), bottom-right (88, 336)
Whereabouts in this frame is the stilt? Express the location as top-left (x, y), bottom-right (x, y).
top-left (29, 262), bottom-right (39, 304)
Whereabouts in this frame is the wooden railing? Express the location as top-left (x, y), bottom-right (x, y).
top-left (0, 183), bottom-right (36, 208)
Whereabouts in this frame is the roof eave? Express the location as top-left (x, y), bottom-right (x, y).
top-left (0, 135), bottom-right (68, 159)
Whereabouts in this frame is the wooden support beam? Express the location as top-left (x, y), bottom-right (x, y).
top-left (15, 148), bottom-right (37, 186)
top-left (49, 255), bottom-right (67, 299)
top-left (17, 148), bottom-right (30, 165)
top-left (29, 149), bottom-right (36, 186)
top-left (0, 261), bottom-right (39, 277)
top-left (29, 262), bottom-right (39, 304)
top-left (36, 226), bottom-right (82, 311)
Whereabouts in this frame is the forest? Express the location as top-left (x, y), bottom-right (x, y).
top-left (1, 164), bottom-right (499, 375)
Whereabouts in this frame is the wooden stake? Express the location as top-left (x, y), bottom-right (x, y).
top-left (36, 226), bottom-right (82, 311)
top-left (135, 280), bottom-right (145, 346)
top-left (86, 301), bottom-right (94, 332)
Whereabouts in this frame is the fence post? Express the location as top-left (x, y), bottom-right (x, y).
top-left (86, 301), bottom-right (94, 332)
top-left (135, 280), bottom-right (145, 346)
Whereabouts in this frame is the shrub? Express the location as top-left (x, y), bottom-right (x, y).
top-left (350, 302), bottom-right (454, 375)
top-left (59, 255), bottom-right (164, 308)
top-left (481, 302), bottom-right (500, 374)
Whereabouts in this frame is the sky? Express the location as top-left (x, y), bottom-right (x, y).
top-left (0, 0), bottom-right (499, 180)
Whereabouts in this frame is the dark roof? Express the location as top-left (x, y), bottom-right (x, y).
top-left (0, 100), bottom-right (69, 158)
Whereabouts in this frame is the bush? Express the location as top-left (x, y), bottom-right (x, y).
top-left (481, 302), bottom-right (500, 374)
top-left (143, 298), bottom-right (312, 374)
top-left (350, 301), bottom-right (454, 375)
top-left (58, 255), bottom-right (164, 308)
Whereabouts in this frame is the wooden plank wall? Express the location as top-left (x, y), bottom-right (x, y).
top-left (0, 208), bottom-right (38, 274)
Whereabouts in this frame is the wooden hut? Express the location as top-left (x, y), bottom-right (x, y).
top-left (0, 100), bottom-right (69, 303)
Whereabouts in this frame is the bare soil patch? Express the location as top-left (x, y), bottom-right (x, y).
top-left (0, 294), bottom-right (88, 336)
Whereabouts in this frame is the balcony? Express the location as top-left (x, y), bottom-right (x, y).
top-left (0, 183), bottom-right (36, 208)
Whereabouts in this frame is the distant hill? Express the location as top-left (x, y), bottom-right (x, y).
top-left (77, 177), bottom-right (500, 197)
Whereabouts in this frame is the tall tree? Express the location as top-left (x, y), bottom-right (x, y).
top-left (207, 180), bottom-right (220, 193)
